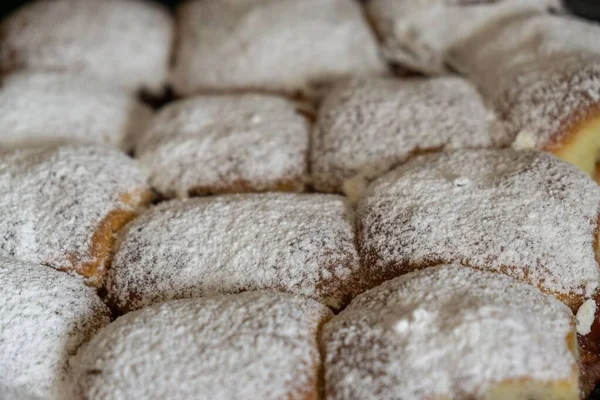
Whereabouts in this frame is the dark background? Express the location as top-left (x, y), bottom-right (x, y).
top-left (1, 0), bottom-right (600, 21)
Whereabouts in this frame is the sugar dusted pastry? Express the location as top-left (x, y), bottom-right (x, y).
top-left (0, 71), bottom-right (152, 150)
top-left (136, 94), bottom-right (309, 198)
top-left (358, 149), bottom-right (600, 310)
top-left (0, 145), bottom-right (152, 285)
top-left (365, 0), bottom-right (561, 75)
top-left (500, 55), bottom-right (600, 180)
top-left (322, 264), bottom-right (579, 400)
top-left (108, 193), bottom-right (362, 312)
top-left (311, 76), bottom-right (507, 200)
top-left (0, 256), bottom-right (110, 400)
top-left (449, 14), bottom-right (600, 83)
top-left (0, 0), bottom-right (173, 95)
top-left (170, 0), bottom-right (387, 97)
top-left (448, 15), bottom-right (600, 179)
top-left (72, 292), bottom-right (332, 400)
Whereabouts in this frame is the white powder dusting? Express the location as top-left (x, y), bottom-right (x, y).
top-left (0, 71), bottom-right (152, 151)
top-left (0, 145), bottom-right (150, 281)
top-left (450, 14), bottom-right (600, 86)
top-left (108, 193), bottom-right (362, 312)
top-left (311, 76), bottom-right (509, 194)
top-left (491, 55), bottom-right (600, 149)
top-left (0, 0), bottom-right (173, 94)
top-left (577, 299), bottom-right (597, 335)
top-left (513, 130), bottom-right (537, 150)
top-left (170, 0), bottom-right (387, 97)
top-left (449, 15), bottom-right (600, 148)
top-left (136, 94), bottom-right (309, 198)
top-left (0, 256), bottom-right (110, 400)
top-left (366, 0), bottom-right (561, 74)
top-left (72, 291), bottom-right (332, 400)
top-left (358, 149), bottom-right (600, 303)
top-left (322, 264), bottom-right (577, 399)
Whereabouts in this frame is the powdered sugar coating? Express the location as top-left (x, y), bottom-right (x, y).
top-left (0, 0), bottom-right (173, 94)
top-left (366, 0), bottom-right (561, 74)
top-left (449, 15), bottom-right (600, 148)
top-left (136, 94), bottom-right (309, 198)
top-left (170, 0), bottom-right (387, 97)
top-left (494, 55), bottom-right (600, 150)
top-left (311, 77), bottom-right (508, 195)
top-left (322, 264), bottom-right (577, 399)
top-left (358, 149), bottom-right (600, 304)
top-left (72, 291), bottom-right (332, 400)
top-left (0, 145), bottom-right (150, 282)
top-left (108, 193), bottom-right (362, 312)
top-left (0, 71), bottom-right (152, 151)
top-left (0, 256), bottom-right (110, 400)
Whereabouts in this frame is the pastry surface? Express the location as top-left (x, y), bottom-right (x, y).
top-left (170, 0), bottom-right (387, 96)
top-left (322, 264), bottom-right (579, 400)
top-left (366, 0), bottom-right (561, 74)
top-left (0, 256), bottom-right (110, 400)
top-left (72, 291), bottom-right (332, 400)
top-left (448, 14), bottom-right (600, 178)
top-left (136, 94), bottom-right (309, 198)
top-left (1, 1), bottom-right (600, 398)
top-left (0, 144), bottom-right (152, 285)
top-left (358, 149), bottom-right (600, 309)
top-left (311, 76), bottom-right (507, 199)
top-left (0, 0), bottom-right (173, 94)
top-left (108, 193), bottom-right (362, 312)
top-left (0, 71), bottom-right (152, 151)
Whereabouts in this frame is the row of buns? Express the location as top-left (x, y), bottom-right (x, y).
top-left (2, 0), bottom-right (600, 185)
top-left (3, 0), bottom-right (600, 399)
top-left (1, 144), bottom-right (599, 398)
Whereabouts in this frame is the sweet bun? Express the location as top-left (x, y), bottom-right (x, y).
top-left (170, 0), bottom-right (387, 97)
top-left (0, 0), bottom-right (173, 95)
top-left (322, 264), bottom-right (579, 400)
top-left (448, 15), bottom-right (600, 180)
top-left (72, 291), bottom-right (332, 400)
top-left (136, 94), bottom-right (309, 198)
top-left (0, 256), bottom-right (110, 400)
top-left (310, 76), bottom-right (507, 201)
top-left (108, 193), bottom-right (363, 312)
top-left (0, 71), bottom-right (152, 151)
top-left (0, 145), bottom-right (152, 285)
top-left (500, 55), bottom-right (600, 181)
top-left (365, 0), bottom-right (561, 74)
top-left (357, 149), bottom-right (600, 311)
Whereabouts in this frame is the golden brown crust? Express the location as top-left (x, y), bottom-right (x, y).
top-left (543, 104), bottom-right (600, 153)
top-left (62, 189), bottom-right (153, 286)
top-left (545, 106), bottom-right (600, 185)
top-left (187, 178), bottom-right (305, 197)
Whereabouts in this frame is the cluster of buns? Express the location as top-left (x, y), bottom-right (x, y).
top-left (1, 1), bottom-right (600, 399)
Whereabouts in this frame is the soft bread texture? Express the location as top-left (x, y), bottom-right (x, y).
top-left (0, 71), bottom-right (152, 151)
top-left (0, 0), bottom-right (173, 94)
top-left (0, 145), bottom-right (152, 286)
top-left (170, 0), bottom-right (387, 97)
top-left (322, 265), bottom-right (579, 400)
top-left (136, 94), bottom-right (309, 198)
top-left (72, 292), bottom-right (332, 400)
top-left (0, 257), bottom-right (110, 400)
top-left (366, 0), bottom-right (562, 74)
top-left (357, 149), bottom-right (600, 310)
top-left (108, 193), bottom-right (363, 312)
top-left (311, 76), bottom-right (507, 199)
